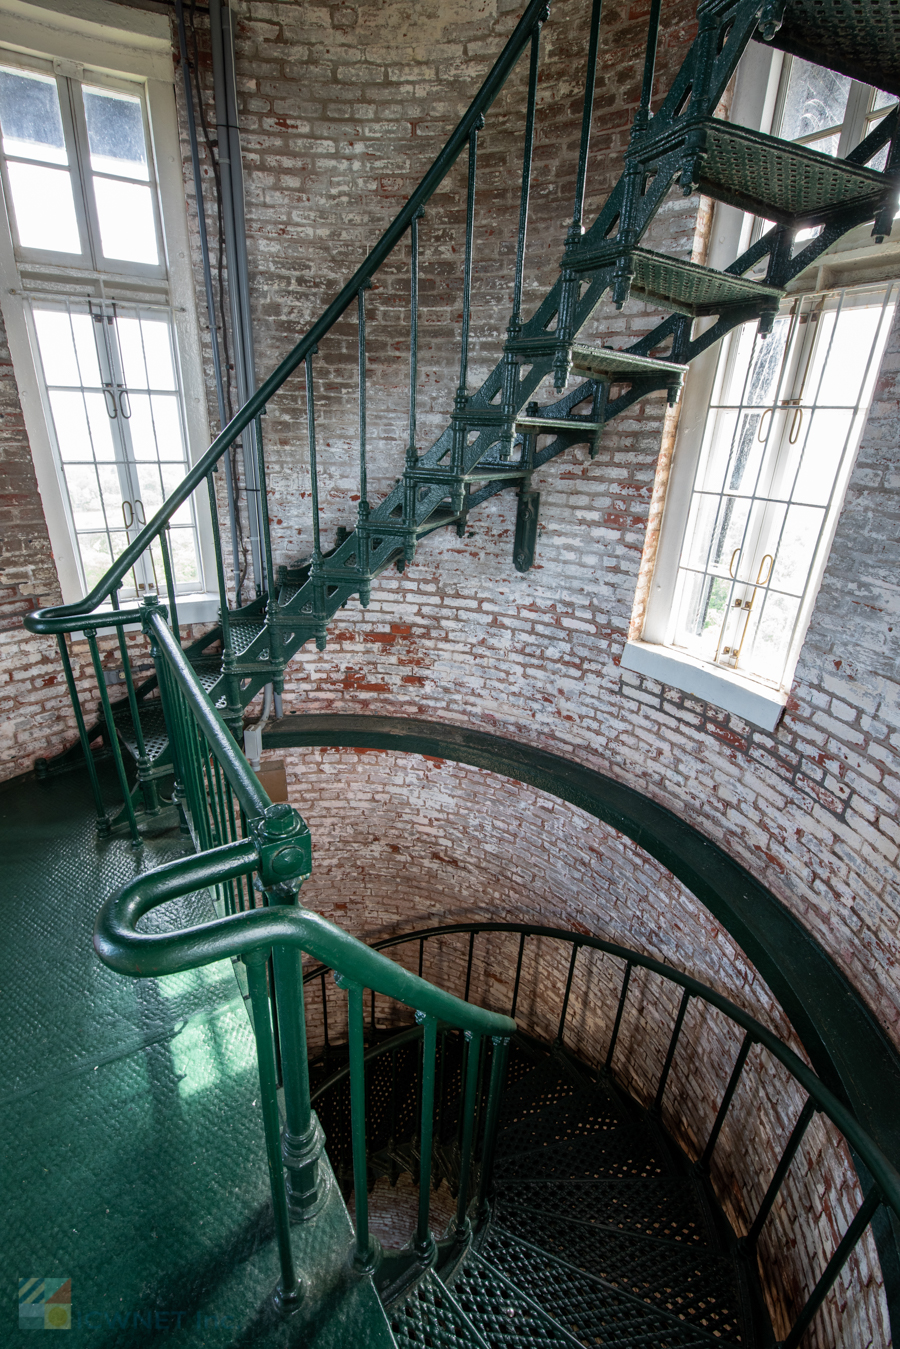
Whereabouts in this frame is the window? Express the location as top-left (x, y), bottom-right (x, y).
top-left (0, 3), bottom-right (214, 611)
top-left (664, 284), bottom-right (894, 688)
top-left (624, 50), bottom-right (899, 730)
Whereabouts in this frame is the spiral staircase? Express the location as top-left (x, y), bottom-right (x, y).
top-left (313, 1029), bottom-right (767, 1349)
top-left (16, 0), bottom-right (900, 1346)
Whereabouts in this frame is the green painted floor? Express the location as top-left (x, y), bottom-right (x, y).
top-left (1, 765), bottom-right (393, 1347)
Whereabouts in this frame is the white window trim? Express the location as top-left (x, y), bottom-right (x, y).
top-left (0, 0), bottom-right (220, 619)
top-left (626, 42), bottom-right (900, 731)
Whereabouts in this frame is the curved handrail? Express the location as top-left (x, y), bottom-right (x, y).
top-left (24, 0), bottom-right (551, 637)
top-left (302, 920), bottom-right (900, 1225)
top-left (93, 847), bottom-right (515, 1040)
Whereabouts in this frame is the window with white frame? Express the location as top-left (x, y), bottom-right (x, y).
top-left (665, 283), bottom-right (895, 689)
top-left (626, 51), bottom-right (900, 728)
top-left (0, 11), bottom-right (212, 609)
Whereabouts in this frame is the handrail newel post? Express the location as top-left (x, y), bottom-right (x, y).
top-left (337, 973), bottom-right (383, 1275)
top-left (253, 803), bottom-right (327, 1222)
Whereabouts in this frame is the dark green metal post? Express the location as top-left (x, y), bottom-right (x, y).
top-left (55, 633), bottom-right (111, 835)
top-left (86, 630), bottom-right (141, 847)
top-left (781, 1186), bottom-right (882, 1349)
top-left (415, 1011), bottom-right (437, 1261)
top-left (455, 1030), bottom-right (482, 1240)
top-left (476, 1035), bottom-right (510, 1218)
top-left (343, 978), bottom-right (380, 1273)
top-left (257, 804), bottom-right (325, 1220)
top-left (244, 948), bottom-right (303, 1314)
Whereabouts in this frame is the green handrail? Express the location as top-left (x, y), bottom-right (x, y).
top-left (94, 850), bottom-right (514, 1040)
top-left (22, 0), bottom-right (552, 638)
top-left (302, 920), bottom-right (900, 1230)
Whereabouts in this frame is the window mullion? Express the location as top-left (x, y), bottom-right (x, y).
top-left (65, 75), bottom-right (103, 272)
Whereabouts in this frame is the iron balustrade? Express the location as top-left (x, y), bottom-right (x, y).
top-left (300, 921), bottom-right (900, 1349)
top-left (92, 624), bottom-right (515, 1310)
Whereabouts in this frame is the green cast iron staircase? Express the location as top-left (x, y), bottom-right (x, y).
top-left (20, 0), bottom-right (900, 1343)
top-left (25, 0), bottom-right (900, 846)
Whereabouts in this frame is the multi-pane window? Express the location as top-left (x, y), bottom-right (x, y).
top-left (31, 302), bottom-right (201, 595)
top-left (0, 52), bottom-right (205, 600)
top-left (666, 284), bottom-right (895, 689)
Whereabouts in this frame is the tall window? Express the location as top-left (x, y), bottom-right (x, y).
top-left (0, 51), bottom-right (206, 601)
top-left (667, 284), bottom-right (895, 690)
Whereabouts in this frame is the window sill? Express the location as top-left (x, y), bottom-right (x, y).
top-left (621, 640), bottom-right (787, 732)
top-left (71, 592), bottom-right (222, 638)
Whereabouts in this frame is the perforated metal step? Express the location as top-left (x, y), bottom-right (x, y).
top-left (389, 1269), bottom-right (491, 1349)
top-left (451, 1250), bottom-right (582, 1348)
top-left (768, 0), bottom-right (900, 97)
top-left (493, 1124), bottom-right (667, 1182)
top-left (494, 1177), bottom-right (712, 1247)
top-left (568, 343), bottom-right (688, 388)
top-left (563, 243), bottom-right (784, 318)
top-left (479, 1226), bottom-right (742, 1349)
top-left (493, 1206), bottom-right (745, 1338)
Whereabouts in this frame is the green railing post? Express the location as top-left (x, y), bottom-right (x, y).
top-left (86, 629), bottom-right (142, 848)
top-left (415, 1011), bottom-right (437, 1262)
top-left (244, 947), bottom-right (303, 1314)
top-left (55, 633), bottom-right (112, 836)
top-left (455, 1030), bottom-right (482, 1241)
top-left (339, 977), bottom-right (381, 1274)
top-left (476, 1034), bottom-right (510, 1219)
top-left (255, 804), bottom-right (326, 1220)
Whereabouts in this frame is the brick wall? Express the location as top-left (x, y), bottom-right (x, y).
top-left (0, 0), bottom-right (896, 1341)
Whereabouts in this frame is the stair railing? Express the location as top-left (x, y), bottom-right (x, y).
top-left (92, 627), bottom-right (515, 1310)
top-left (302, 921), bottom-right (900, 1349)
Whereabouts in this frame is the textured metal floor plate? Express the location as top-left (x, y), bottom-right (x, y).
top-left (389, 1269), bottom-right (491, 1348)
top-left (699, 121), bottom-right (888, 223)
top-left (452, 1251), bottom-right (582, 1348)
top-left (494, 1178), bottom-right (711, 1246)
top-left (494, 1124), bottom-right (666, 1181)
top-left (493, 1206), bottom-right (744, 1339)
top-left (481, 1227), bottom-right (741, 1349)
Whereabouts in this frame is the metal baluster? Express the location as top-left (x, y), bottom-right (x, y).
top-left (634, 0), bottom-right (662, 135)
top-left (745, 1097), bottom-right (817, 1250)
top-left (606, 961), bottom-right (632, 1071)
top-left (56, 634), bottom-right (111, 835)
top-left (206, 472), bottom-right (234, 651)
top-left (476, 1035), bottom-right (510, 1217)
top-left (782, 1186), bottom-right (883, 1349)
top-left (244, 948), bottom-right (302, 1312)
top-left (86, 630), bottom-right (141, 847)
top-left (402, 208), bottom-right (424, 562)
top-left (501, 18), bottom-right (543, 458)
top-left (305, 352), bottom-right (328, 651)
top-left (450, 120), bottom-right (482, 490)
top-left (343, 979), bottom-right (379, 1271)
top-left (510, 931), bottom-right (526, 1016)
top-left (320, 972), bottom-right (330, 1062)
top-left (555, 942), bottom-right (580, 1047)
top-left (556, 0), bottom-right (603, 387)
top-left (110, 589), bottom-right (158, 817)
top-left (415, 1011), bottom-right (437, 1260)
top-left (455, 1030), bottom-right (482, 1240)
top-left (158, 528), bottom-right (181, 643)
top-left (654, 987), bottom-right (690, 1113)
top-left (254, 415), bottom-right (285, 692)
top-left (464, 930), bottom-right (475, 1002)
top-left (150, 637), bottom-right (189, 837)
top-left (418, 937), bottom-right (424, 978)
top-left (370, 986), bottom-right (376, 1035)
top-left (699, 1031), bottom-right (754, 1171)
top-left (356, 283), bottom-right (372, 606)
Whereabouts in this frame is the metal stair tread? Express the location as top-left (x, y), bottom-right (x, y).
top-left (568, 343), bottom-right (688, 382)
top-left (767, 0), bottom-right (900, 97)
top-left (564, 243), bottom-right (784, 316)
top-left (493, 1178), bottom-right (712, 1246)
top-left (450, 1249), bottom-right (585, 1348)
top-left (111, 699), bottom-right (169, 763)
top-left (634, 117), bottom-right (891, 225)
top-left (491, 1204), bottom-right (745, 1338)
top-left (388, 1268), bottom-right (492, 1349)
top-left (493, 1122), bottom-right (666, 1181)
top-left (479, 1225), bottom-right (743, 1349)
top-left (496, 1087), bottom-right (625, 1154)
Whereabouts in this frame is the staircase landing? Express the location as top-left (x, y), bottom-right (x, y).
top-left (0, 765), bottom-right (393, 1347)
